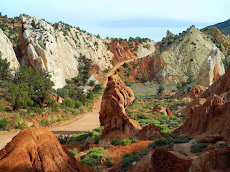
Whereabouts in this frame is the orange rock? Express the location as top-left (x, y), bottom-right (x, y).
top-left (127, 149), bottom-right (192, 172)
top-left (51, 95), bottom-right (64, 104)
top-left (183, 85), bottom-right (208, 100)
top-left (99, 72), bottom-right (141, 139)
top-left (0, 127), bottom-right (94, 172)
top-left (137, 124), bottom-right (163, 140)
top-left (153, 105), bottom-right (175, 117)
top-left (201, 134), bottom-right (223, 143)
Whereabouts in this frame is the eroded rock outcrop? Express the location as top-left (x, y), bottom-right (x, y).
top-left (99, 73), bottom-right (141, 139)
top-left (128, 149), bottom-right (192, 172)
top-left (0, 127), bottom-right (94, 172)
top-left (0, 28), bottom-right (19, 70)
top-left (136, 124), bottom-right (163, 140)
top-left (153, 105), bottom-right (175, 117)
top-left (196, 46), bottom-right (225, 87)
top-left (16, 15), bottom-right (114, 89)
top-left (175, 64), bottom-right (230, 143)
top-left (183, 85), bottom-right (208, 100)
top-left (189, 147), bottom-right (230, 172)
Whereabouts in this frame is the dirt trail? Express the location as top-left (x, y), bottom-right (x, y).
top-left (0, 44), bottom-right (156, 150)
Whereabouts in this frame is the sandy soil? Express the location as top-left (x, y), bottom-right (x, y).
top-left (0, 45), bottom-right (156, 151)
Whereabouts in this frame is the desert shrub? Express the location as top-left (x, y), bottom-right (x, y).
top-left (111, 138), bottom-right (122, 145)
top-left (0, 104), bottom-right (4, 112)
top-left (218, 143), bottom-right (228, 149)
top-left (138, 113), bottom-right (150, 119)
top-left (123, 63), bottom-right (129, 68)
top-left (141, 76), bottom-right (148, 83)
top-left (56, 134), bottom-right (70, 144)
top-left (149, 138), bottom-right (169, 148)
top-left (135, 150), bottom-right (149, 156)
top-left (75, 100), bottom-right (83, 108)
top-left (93, 126), bottom-right (104, 133)
top-left (0, 117), bottom-right (9, 130)
top-left (93, 83), bottom-right (103, 94)
top-left (176, 83), bottom-right (183, 90)
top-left (129, 137), bottom-right (138, 143)
top-left (89, 80), bottom-right (96, 86)
top-left (0, 53), bottom-right (11, 80)
top-left (70, 149), bottom-right (77, 157)
top-left (116, 68), bottom-right (121, 72)
top-left (79, 94), bottom-right (87, 105)
top-left (79, 148), bottom-right (104, 167)
top-left (121, 139), bottom-right (132, 146)
top-left (157, 84), bottom-right (165, 93)
top-left (178, 150), bottom-right (187, 156)
top-left (63, 97), bottom-right (74, 108)
top-left (86, 91), bottom-right (94, 100)
top-left (106, 160), bottom-right (113, 167)
top-left (122, 153), bottom-right (140, 171)
top-left (69, 131), bottom-right (101, 142)
top-left (190, 143), bottom-right (208, 153)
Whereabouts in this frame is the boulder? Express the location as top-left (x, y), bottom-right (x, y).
top-left (99, 72), bottom-right (141, 139)
top-left (137, 124), bottom-right (163, 140)
top-left (127, 149), bottom-right (192, 172)
top-left (153, 105), bottom-right (175, 117)
top-left (0, 127), bottom-right (94, 172)
top-left (201, 134), bottom-right (223, 143)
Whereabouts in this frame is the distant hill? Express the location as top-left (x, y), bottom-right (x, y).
top-left (204, 19), bottom-right (230, 36)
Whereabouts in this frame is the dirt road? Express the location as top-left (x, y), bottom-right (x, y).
top-left (0, 44), bottom-right (156, 150)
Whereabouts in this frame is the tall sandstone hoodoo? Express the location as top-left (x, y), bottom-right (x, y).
top-left (0, 127), bottom-right (94, 172)
top-left (99, 72), bottom-right (142, 139)
top-left (99, 72), bottom-right (163, 140)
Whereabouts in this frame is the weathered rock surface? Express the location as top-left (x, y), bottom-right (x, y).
top-left (0, 28), bottom-right (20, 70)
top-left (128, 149), bottom-right (192, 172)
top-left (201, 134), bottom-right (223, 143)
top-left (157, 26), bottom-right (225, 84)
top-left (16, 15), bottom-right (114, 89)
top-left (166, 30), bottom-right (175, 39)
top-left (196, 46), bottom-right (225, 87)
top-left (189, 147), bottom-right (230, 172)
top-left (153, 105), bottom-right (175, 117)
top-left (99, 72), bottom-right (141, 139)
top-left (136, 124), bottom-right (163, 140)
top-left (175, 64), bottom-right (230, 143)
top-left (0, 127), bottom-right (94, 172)
top-left (183, 85), bottom-right (208, 100)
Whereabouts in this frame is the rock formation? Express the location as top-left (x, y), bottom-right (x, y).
top-left (201, 134), bottom-right (223, 143)
top-left (175, 64), bottom-right (230, 142)
top-left (153, 105), bottom-right (175, 117)
top-left (156, 26), bottom-right (225, 84)
top-left (166, 30), bottom-right (175, 39)
top-left (99, 72), bottom-right (141, 139)
top-left (136, 124), bottom-right (163, 140)
top-left (189, 147), bottom-right (230, 172)
top-left (127, 149), bottom-right (192, 172)
top-left (0, 127), bottom-right (94, 172)
top-left (196, 46), bottom-right (225, 87)
top-left (16, 15), bottom-right (114, 89)
top-left (183, 85), bottom-right (207, 100)
top-left (0, 28), bottom-right (20, 70)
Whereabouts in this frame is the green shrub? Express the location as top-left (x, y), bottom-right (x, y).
top-left (75, 100), bottom-right (83, 109)
top-left (116, 68), bottom-right (121, 72)
top-left (79, 95), bottom-right (87, 105)
top-left (176, 83), bottom-right (183, 90)
top-left (178, 150), bottom-right (187, 156)
top-left (129, 137), bottom-right (138, 143)
top-left (121, 139), bottom-right (131, 146)
top-left (123, 63), bottom-right (129, 68)
top-left (135, 150), bottom-right (149, 156)
top-left (0, 117), bottom-right (9, 130)
top-left (122, 153), bottom-right (140, 171)
top-left (70, 149), bottom-right (77, 157)
top-left (89, 80), bottom-right (96, 86)
top-left (106, 160), bottom-right (113, 167)
top-left (190, 143), bottom-right (208, 153)
top-left (149, 138), bottom-right (169, 148)
top-left (0, 104), bottom-right (4, 112)
top-left (79, 148), bottom-right (104, 167)
top-left (157, 84), bottom-right (165, 93)
top-left (69, 133), bottom-right (90, 142)
top-left (218, 143), bottom-right (228, 149)
top-left (63, 98), bottom-right (74, 108)
top-left (111, 138), bottom-right (122, 145)
top-left (93, 126), bottom-right (104, 133)
top-left (56, 134), bottom-right (70, 144)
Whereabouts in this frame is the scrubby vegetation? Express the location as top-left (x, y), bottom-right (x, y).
top-left (190, 143), bottom-right (208, 153)
top-left (79, 148), bottom-right (104, 167)
top-left (111, 137), bottom-right (138, 146)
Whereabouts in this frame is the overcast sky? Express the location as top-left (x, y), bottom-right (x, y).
top-left (0, 0), bottom-right (229, 41)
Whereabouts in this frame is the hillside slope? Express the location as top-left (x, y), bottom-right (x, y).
top-left (204, 19), bottom-right (230, 36)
